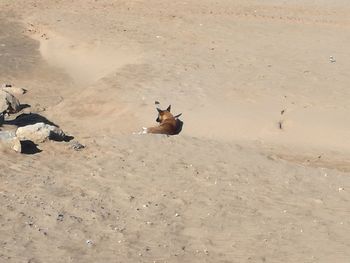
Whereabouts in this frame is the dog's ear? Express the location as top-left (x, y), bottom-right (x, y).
top-left (157, 108), bottom-right (162, 113)
top-left (166, 105), bottom-right (171, 112)
top-left (174, 113), bottom-right (182, 119)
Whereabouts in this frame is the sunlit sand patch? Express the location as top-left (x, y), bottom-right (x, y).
top-left (35, 30), bottom-right (141, 85)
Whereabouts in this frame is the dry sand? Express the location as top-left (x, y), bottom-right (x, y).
top-left (1, 0), bottom-right (350, 262)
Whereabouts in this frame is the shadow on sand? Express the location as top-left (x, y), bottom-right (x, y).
top-left (20, 140), bottom-right (42, 154)
top-left (4, 112), bottom-right (59, 127)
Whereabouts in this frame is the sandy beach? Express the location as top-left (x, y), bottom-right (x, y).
top-left (1, 1), bottom-right (350, 262)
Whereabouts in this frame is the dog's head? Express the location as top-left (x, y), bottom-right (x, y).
top-left (156, 105), bottom-right (173, 123)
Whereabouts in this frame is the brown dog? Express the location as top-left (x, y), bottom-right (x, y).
top-left (142, 105), bottom-right (183, 135)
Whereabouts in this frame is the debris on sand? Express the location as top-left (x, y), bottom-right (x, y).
top-left (278, 120), bottom-right (283, 130)
top-left (70, 141), bottom-right (85, 151)
top-left (57, 213), bottom-right (64, 221)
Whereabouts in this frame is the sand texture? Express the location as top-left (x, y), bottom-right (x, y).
top-left (1, 0), bottom-right (350, 262)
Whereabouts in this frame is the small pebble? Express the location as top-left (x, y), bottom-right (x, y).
top-left (70, 141), bottom-right (85, 151)
top-left (57, 213), bottom-right (64, 221)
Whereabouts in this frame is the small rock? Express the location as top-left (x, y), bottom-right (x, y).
top-left (0, 90), bottom-right (21, 113)
top-left (70, 141), bottom-right (85, 151)
top-left (57, 213), bottom-right (64, 221)
top-left (16, 123), bottom-right (67, 143)
top-left (278, 120), bottom-right (283, 130)
top-left (2, 85), bottom-right (26, 96)
top-left (0, 131), bottom-right (21, 152)
top-left (86, 240), bottom-right (93, 246)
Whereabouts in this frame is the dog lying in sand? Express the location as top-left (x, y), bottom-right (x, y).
top-left (141, 105), bottom-right (183, 135)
